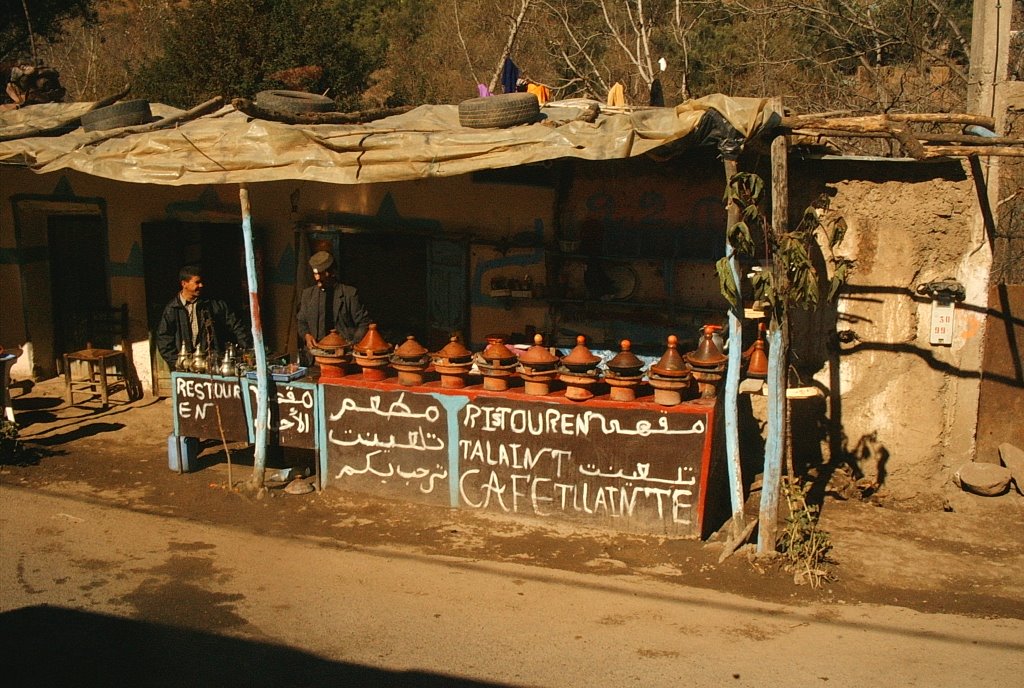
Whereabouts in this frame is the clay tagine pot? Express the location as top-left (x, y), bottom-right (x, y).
top-left (476, 334), bottom-right (518, 391)
top-left (518, 333), bottom-right (560, 396)
top-left (604, 339), bottom-right (646, 402)
top-left (431, 335), bottom-right (474, 389)
top-left (312, 329), bottom-right (351, 379)
top-left (352, 323), bottom-right (392, 381)
top-left (558, 335), bottom-right (602, 401)
top-left (685, 324), bottom-right (727, 399)
top-left (390, 335), bottom-right (431, 386)
top-left (648, 335), bottom-right (692, 406)
top-left (746, 325), bottom-right (768, 379)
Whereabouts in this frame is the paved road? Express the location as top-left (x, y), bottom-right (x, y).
top-left (2, 485), bottom-right (1022, 687)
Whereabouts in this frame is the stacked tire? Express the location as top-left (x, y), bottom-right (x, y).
top-left (458, 93), bottom-right (540, 129)
top-left (81, 99), bottom-right (153, 132)
top-left (254, 90), bottom-right (337, 114)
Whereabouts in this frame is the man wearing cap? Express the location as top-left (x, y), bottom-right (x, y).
top-left (296, 250), bottom-right (371, 360)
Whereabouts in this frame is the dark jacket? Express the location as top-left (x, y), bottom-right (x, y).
top-left (296, 283), bottom-right (371, 347)
top-left (156, 296), bottom-right (251, 366)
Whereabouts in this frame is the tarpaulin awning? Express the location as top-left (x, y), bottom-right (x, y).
top-left (0, 94), bottom-right (775, 186)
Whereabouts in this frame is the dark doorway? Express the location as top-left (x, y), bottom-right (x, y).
top-left (47, 216), bottom-right (110, 356)
top-left (334, 233), bottom-right (431, 347)
top-left (142, 221), bottom-right (253, 395)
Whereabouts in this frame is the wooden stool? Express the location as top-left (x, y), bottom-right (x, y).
top-left (62, 303), bottom-right (142, 409)
top-left (63, 347), bottom-right (131, 409)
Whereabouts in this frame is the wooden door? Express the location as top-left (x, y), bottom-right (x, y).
top-left (47, 216), bottom-right (109, 356)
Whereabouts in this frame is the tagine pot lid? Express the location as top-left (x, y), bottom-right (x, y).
top-left (434, 335), bottom-right (472, 363)
top-left (561, 335), bottom-right (601, 370)
top-left (354, 323), bottom-right (392, 355)
top-left (481, 335), bottom-right (518, 365)
top-left (651, 335), bottom-right (689, 377)
top-left (685, 325), bottom-right (727, 367)
top-left (606, 339), bottom-right (645, 375)
top-left (394, 335), bottom-right (429, 360)
top-left (315, 329), bottom-right (349, 352)
top-left (519, 333), bottom-right (559, 368)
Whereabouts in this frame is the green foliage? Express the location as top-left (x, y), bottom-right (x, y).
top-left (132, 0), bottom-right (388, 109)
top-left (716, 171), bottom-right (852, 323)
top-left (779, 476), bottom-right (835, 587)
top-left (0, 0), bottom-right (95, 63)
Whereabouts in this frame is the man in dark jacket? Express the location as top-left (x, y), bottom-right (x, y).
top-left (156, 264), bottom-right (252, 367)
top-left (296, 250), bottom-right (371, 359)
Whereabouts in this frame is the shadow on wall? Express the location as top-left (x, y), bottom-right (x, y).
top-left (784, 275), bottom-right (1024, 503)
top-left (0, 605), bottom-right (514, 688)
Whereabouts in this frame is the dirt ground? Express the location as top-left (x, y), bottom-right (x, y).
top-left (3, 377), bottom-right (1023, 621)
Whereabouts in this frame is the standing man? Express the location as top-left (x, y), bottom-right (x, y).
top-left (156, 264), bottom-right (252, 368)
top-left (296, 250), bottom-right (371, 359)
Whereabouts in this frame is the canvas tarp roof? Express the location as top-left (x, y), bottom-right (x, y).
top-left (0, 94), bottom-right (774, 186)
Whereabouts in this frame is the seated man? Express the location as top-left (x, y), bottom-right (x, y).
top-left (156, 264), bottom-right (252, 368)
top-left (296, 250), bottom-right (371, 361)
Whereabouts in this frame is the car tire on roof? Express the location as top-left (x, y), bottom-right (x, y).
top-left (255, 90), bottom-right (337, 114)
top-left (458, 93), bottom-right (541, 129)
top-left (80, 99), bottom-right (153, 132)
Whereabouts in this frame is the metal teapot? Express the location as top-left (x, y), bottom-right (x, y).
top-left (219, 343), bottom-right (238, 376)
top-left (191, 343), bottom-right (208, 374)
top-left (175, 342), bottom-right (192, 371)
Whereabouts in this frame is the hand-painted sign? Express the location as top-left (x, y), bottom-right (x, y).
top-left (246, 381), bottom-right (317, 449)
top-left (321, 381), bottom-right (717, 537)
top-left (173, 373), bottom-right (248, 442)
top-left (457, 396), bottom-right (708, 535)
top-left (322, 384), bottom-right (450, 504)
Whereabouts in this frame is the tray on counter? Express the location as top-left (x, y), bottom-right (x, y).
top-left (245, 365), bottom-right (308, 382)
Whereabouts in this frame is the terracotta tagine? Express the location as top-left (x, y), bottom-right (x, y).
top-left (648, 335), bottom-right (692, 406)
top-left (558, 335), bottom-right (602, 401)
top-left (431, 335), bottom-right (474, 389)
top-left (604, 339), bottom-right (646, 402)
top-left (476, 334), bottom-right (518, 391)
top-left (746, 324), bottom-right (768, 379)
top-left (685, 324), bottom-right (727, 399)
top-left (312, 329), bottom-right (352, 379)
top-left (390, 335), bottom-right (431, 386)
top-left (352, 323), bottom-right (392, 381)
top-left (518, 333), bottom-right (561, 396)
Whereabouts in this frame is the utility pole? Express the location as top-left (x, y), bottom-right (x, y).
top-left (953, 0), bottom-right (1012, 464)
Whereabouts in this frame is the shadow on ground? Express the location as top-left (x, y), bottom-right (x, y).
top-left (0, 605), bottom-right (511, 688)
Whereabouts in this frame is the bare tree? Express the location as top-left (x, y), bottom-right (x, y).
top-left (486, 0), bottom-right (535, 93)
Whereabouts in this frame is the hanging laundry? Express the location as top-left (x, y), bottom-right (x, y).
top-left (606, 82), bottom-right (625, 107)
top-left (526, 82), bottom-right (551, 105)
top-left (477, 83), bottom-right (492, 98)
top-left (649, 78), bottom-right (664, 107)
top-left (501, 58), bottom-right (520, 95)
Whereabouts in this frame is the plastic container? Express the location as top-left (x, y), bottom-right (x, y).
top-left (168, 434), bottom-right (198, 473)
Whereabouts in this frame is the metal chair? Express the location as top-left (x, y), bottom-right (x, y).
top-left (63, 304), bottom-right (141, 409)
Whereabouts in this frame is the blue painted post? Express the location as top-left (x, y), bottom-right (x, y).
top-left (723, 159), bottom-right (745, 534)
top-left (758, 322), bottom-right (785, 553)
top-left (758, 100), bottom-right (788, 553)
top-left (240, 184), bottom-right (269, 488)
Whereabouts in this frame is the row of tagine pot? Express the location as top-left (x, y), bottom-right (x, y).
top-left (309, 323), bottom-right (770, 407)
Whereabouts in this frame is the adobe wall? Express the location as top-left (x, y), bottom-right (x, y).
top-left (790, 158), bottom-right (987, 496)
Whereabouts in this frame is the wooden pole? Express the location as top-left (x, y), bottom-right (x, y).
top-left (240, 183), bottom-right (269, 489)
top-left (723, 159), bottom-right (746, 535)
top-left (758, 97), bottom-right (789, 554)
